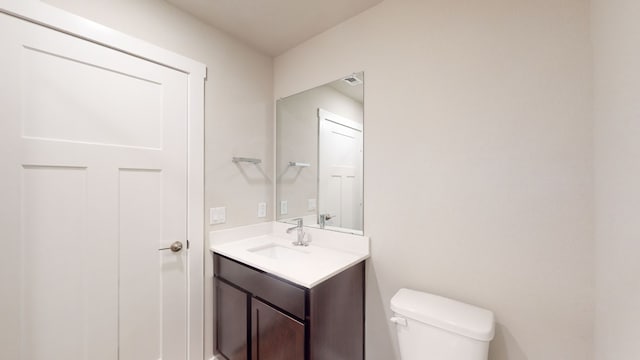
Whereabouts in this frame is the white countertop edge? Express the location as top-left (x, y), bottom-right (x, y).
top-left (211, 245), bottom-right (369, 288)
top-left (209, 222), bottom-right (370, 288)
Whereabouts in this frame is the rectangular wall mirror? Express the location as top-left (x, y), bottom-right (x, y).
top-left (276, 72), bottom-right (364, 234)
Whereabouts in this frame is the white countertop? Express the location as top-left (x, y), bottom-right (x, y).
top-left (210, 222), bottom-right (370, 288)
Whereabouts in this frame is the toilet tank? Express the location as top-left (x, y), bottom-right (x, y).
top-left (390, 288), bottom-right (495, 360)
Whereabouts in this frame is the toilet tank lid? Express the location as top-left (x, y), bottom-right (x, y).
top-left (390, 288), bottom-right (495, 341)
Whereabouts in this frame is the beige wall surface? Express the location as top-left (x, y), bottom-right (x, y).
top-left (275, 0), bottom-right (594, 359)
top-left (40, 1), bottom-right (273, 358)
top-left (592, 0), bottom-right (640, 359)
top-left (31, 0), bottom-right (612, 359)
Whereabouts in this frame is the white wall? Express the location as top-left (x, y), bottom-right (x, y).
top-left (39, 1), bottom-right (273, 358)
top-left (592, 0), bottom-right (640, 359)
top-left (275, 0), bottom-right (594, 359)
top-left (276, 85), bottom-right (363, 221)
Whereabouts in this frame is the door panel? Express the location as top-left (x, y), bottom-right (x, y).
top-left (119, 169), bottom-right (165, 360)
top-left (21, 165), bottom-right (92, 360)
top-left (251, 299), bottom-right (304, 360)
top-left (21, 45), bottom-right (163, 149)
top-left (216, 280), bottom-right (249, 360)
top-left (0, 12), bottom-right (188, 360)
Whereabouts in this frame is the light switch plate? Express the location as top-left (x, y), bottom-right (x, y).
top-left (280, 200), bottom-right (288, 215)
top-left (210, 207), bottom-right (226, 225)
top-left (307, 198), bottom-right (316, 211)
top-left (257, 202), bottom-right (267, 218)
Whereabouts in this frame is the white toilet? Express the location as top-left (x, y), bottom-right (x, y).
top-left (390, 288), bottom-right (495, 360)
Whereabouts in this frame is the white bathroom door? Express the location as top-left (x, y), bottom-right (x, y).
top-left (0, 12), bottom-right (189, 360)
top-left (318, 109), bottom-right (363, 230)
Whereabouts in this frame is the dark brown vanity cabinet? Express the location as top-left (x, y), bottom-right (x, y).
top-left (214, 253), bottom-right (364, 360)
top-left (251, 298), bottom-right (305, 359)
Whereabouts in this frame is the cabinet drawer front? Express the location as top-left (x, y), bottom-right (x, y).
top-left (214, 254), bottom-right (306, 320)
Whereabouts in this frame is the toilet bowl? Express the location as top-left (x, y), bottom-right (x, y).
top-left (390, 288), bottom-right (495, 360)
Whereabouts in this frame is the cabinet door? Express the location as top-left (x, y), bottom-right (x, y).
top-left (251, 299), bottom-right (305, 360)
top-left (216, 279), bottom-right (249, 360)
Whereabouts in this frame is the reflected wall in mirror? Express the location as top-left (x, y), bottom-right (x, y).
top-left (276, 72), bottom-right (364, 234)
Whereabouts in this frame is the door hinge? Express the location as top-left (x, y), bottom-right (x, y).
top-left (186, 240), bottom-right (190, 249)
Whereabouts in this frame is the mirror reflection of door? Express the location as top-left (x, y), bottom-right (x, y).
top-left (318, 109), bottom-right (363, 231)
top-left (275, 72), bottom-right (364, 234)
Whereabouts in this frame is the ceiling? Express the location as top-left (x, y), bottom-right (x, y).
top-left (166, 0), bottom-right (384, 56)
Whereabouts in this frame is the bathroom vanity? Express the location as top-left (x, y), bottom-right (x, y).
top-left (212, 71), bottom-right (368, 359)
top-left (215, 254), bottom-right (364, 359)
top-left (210, 222), bottom-right (369, 360)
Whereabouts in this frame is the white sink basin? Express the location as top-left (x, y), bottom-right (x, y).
top-left (248, 243), bottom-right (308, 261)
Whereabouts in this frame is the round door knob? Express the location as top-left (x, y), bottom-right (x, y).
top-left (159, 241), bottom-right (183, 252)
top-left (170, 241), bottom-right (183, 252)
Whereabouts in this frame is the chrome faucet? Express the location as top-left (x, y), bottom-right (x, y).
top-left (318, 213), bottom-right (333, 229)
top-left (286, 218), bottom-right (308, 246)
